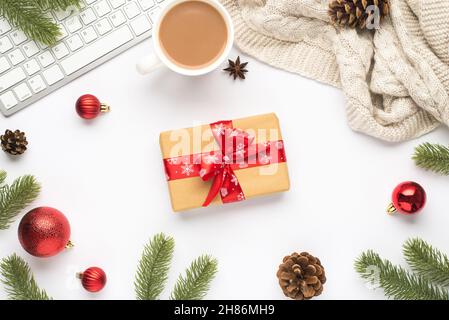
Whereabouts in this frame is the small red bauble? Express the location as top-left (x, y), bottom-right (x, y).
top-left (18, 207), bottom-right (72, 258)
top-left (387, 181), bottom-right (426, 215)
top-left (77, 267), bottom-right (107, 293)
top-left (75, 94), bottom-right (110, 119)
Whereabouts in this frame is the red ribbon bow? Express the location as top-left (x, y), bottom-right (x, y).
top-left (200, 121), bottom-right (260, 206)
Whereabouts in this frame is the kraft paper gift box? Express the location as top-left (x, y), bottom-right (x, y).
top-left (159, 113), bottom-right (290, 212)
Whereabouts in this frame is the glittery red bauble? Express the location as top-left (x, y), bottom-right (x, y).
top-left (391, 181), bottom-right (426, 214)
top-left (79, 267), bottom-right (107, 292)
top-left (75, 94), bottom-right (110, 119)
top-left (18, 207), bottom-right (71, 258)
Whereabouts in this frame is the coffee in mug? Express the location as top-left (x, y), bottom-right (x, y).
top-left (136, 0), bottom-right (234, 76)
top-left (159, 1), bottom-right (228, 69)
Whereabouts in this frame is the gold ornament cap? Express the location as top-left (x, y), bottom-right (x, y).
top-left (387, 203), bottom-right (397, 215)
top-left (100, 103), bottom-right (110, 113)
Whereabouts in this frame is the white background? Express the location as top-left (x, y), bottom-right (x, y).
top-left (0, 41), bottom-right (448, 300)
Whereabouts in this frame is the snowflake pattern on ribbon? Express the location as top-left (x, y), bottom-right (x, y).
top-left (181, 164), bottom-right (194, 176)
top-left (275, 141), bottom-right (284, 149)
top-left (192, 154), bottom-right (202, 164)
top-left (220, 188), bottom-right (228, 197)
top-left (204, 154), bottom-right (219, 164)
top-left (167, 157), bottom-right (179, 165)
top-left (213, 123), bottom-right (226, 136)
top-left (259, 154), bottom-right (272, 164)
top-left (231, 174), bottom-right (238, 186)
top-left (235, 143), bottom-right (246, 157)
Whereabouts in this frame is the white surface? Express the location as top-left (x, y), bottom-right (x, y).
top-left (0, 42), bottom-right (449, 300)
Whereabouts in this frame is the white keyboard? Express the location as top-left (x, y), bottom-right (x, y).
top-left (0, 0), bottom-right (164, 116)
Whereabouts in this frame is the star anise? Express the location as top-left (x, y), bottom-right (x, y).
top-left (224, 56), bottom-right (248, 80)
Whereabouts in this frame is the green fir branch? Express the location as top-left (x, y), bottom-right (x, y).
top-left (404, 238), bottom-right (449, 287)
top-left (35, 0), bottom-right (81, 11)
top-left (0, 173), bottom-right (41, 230)
top-left (0, 254), bottom-right (51, 300)
top-left (135, 233), bottom-right (175, 300)
top-left (0, 170), bottom-right (6, 185)
top-left (0, 0), bottom-right (60, 46)
top-left (413, 142), bottom-right (449, 176)
top-left (171, 255), bottom-right (218, 300)
top-left (355, 250), bottom-right (449, 300)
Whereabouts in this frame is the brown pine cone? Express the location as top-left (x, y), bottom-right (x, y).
top-left (277, 252), bottom-right (326, 300)
top-left (1, 130), bottom-right (28, 155)
top-left (328, 0), bottom-right (390, 30)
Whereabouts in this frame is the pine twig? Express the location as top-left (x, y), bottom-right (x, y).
top-left (170, 255), bottom-right (218, 300)
top-left (0, 0), bottom-right (60, 46)
top-left (0, 253), bottom-right (51, 300)
top-left (135, 233), bottom-right (175, 300)
top-left (0, 174), bottom-right (41, 230)
top-left (0, 170), bottom-right (6, 185)
top-left (413, 142), bottom-right (449, 176)
top-left (404, 238), bottom-right (449, 287)
top-left (35, 0), bottom-right (81, 11)
top-left (355, 250), bottom-right (448, 300)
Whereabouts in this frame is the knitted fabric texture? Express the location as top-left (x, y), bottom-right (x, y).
top-left (221, 0), bottom-right (449, 142)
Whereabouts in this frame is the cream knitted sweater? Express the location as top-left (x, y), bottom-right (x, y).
top-left (221, 0), bottom-right (449, 142)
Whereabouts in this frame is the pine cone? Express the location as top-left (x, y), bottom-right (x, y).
top-left (329, 0), bottom-right (390, 30)
top-left (1, 130), bottom-right (28, 155)
top-left (277, 252), bottom-right (326, 300)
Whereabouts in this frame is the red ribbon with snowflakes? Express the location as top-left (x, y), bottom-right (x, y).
top-left (163, 120), bottom-right (287, 206)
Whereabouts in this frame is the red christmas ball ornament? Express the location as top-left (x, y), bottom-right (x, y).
top-left (75, 94), bottom-right (110, 119)
top-left (77, 267), bottom-right (107, 292)
top-left (387, 181), bottom-right (426, 215)
top-left (18, 207), bottom-right (72, 258)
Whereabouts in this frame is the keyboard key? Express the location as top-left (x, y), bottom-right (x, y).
top-left (43, 65), bottom-right (64, 85)
top-left (0, 57), bottom-right (10, 74)
top-left (23, 59), bottom-right (40, 76)
top-left (38, 42), bottom-right (49, 50)
top-left (66, 16), bottom-right (83, 33)
top-left (0, 36), bottom-right (13, 53)
top-left (22, 41), bottom-right (40, 57)
top-left (28, 75), bottom-right (46, 93)
top-left (0, 68), bottom-right (26, 92)
top-left (58, 25), bottom-right (69, 40)
top-left (61, 26), bottom-right (133, 75)
top-left (10, 30), bottom-right (28, 45)
top-left (0, 91), bottom-right (18, 109)
top-left (94, 0), bottom-right (111, 17)
top-left (124, 2), bottom-right (141, 19)
top-left (149, 7), bottom-right (161, 23)
top-left (38, 51), bottom-right (55, 67)
top-left (52, 42), bottom-right (70, 59)
top-left (8, 49), bottom-right (25, 65)
top-left (109, 0), bottom-right (126, 9)
top-left (54, 9), bottom-right (72, 21)
top-left (14, 83), bottom-right (32, 101)
top-left (130, 15), bottom-right (151, 36)
top-left (80, 8), bottom-right (97, 25)
top-left (95, 18), bottom-right (112, 35)
top-left (110, 10), bottom-right (126, 27)
top-left (138, 0), bottom-right (155, 10)
top-left (67, 34), bottom-right (83, 51)
top-left (0, 19), bottom-right (12, 35)
top-left (81, 26), bottom-right (98, 43)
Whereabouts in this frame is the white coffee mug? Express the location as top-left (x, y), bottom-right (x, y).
top-left (136, 0), bottom-right (234, 76)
